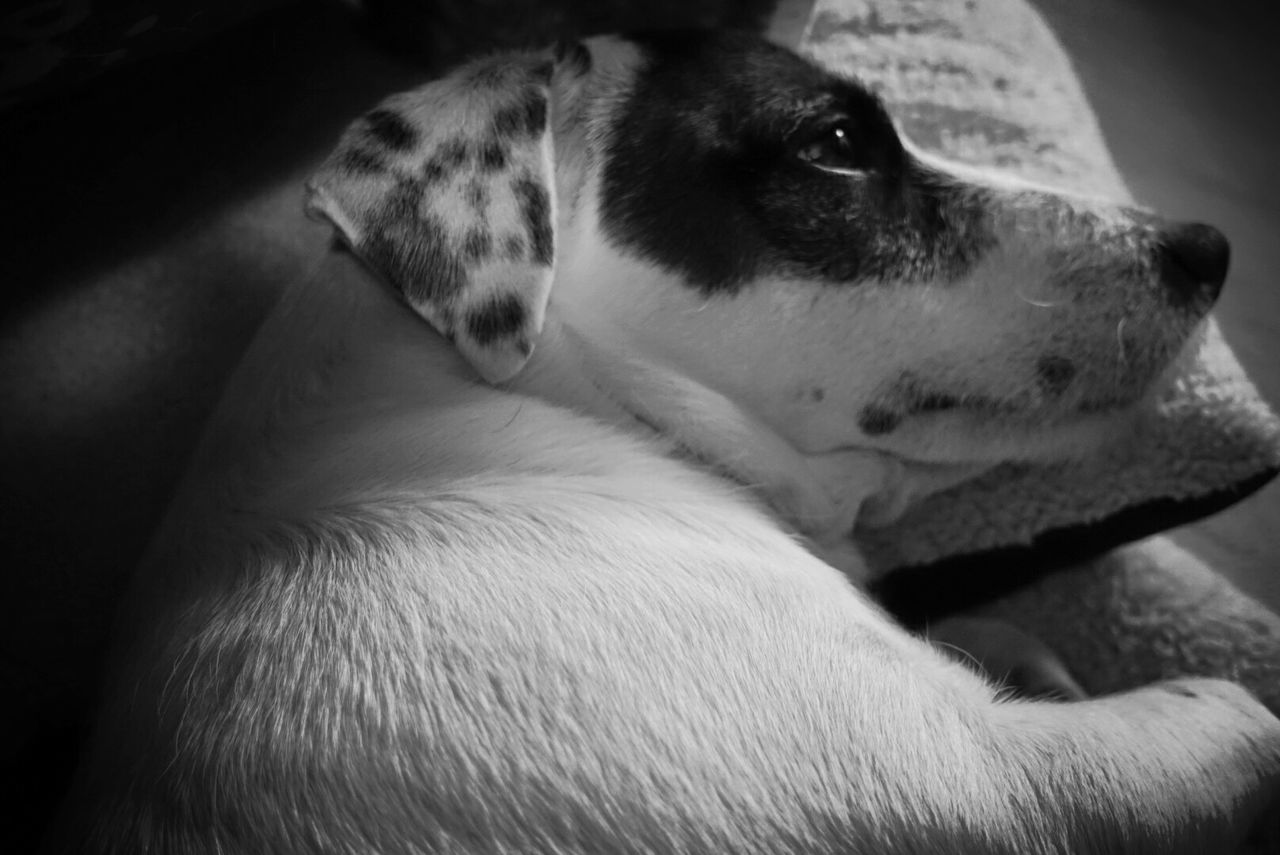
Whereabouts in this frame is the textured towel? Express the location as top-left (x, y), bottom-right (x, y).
top-left (794, 0), bottom-right (1280, 709)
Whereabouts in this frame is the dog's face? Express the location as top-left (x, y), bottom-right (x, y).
top-left (308, 31), bottom-right (1228, 466)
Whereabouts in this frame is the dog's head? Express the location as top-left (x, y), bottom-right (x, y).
top-left (308, 31), bottom-right (1227, 467)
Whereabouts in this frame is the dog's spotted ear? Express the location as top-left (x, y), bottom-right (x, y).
top-left (306, 51), bottom-right (558, 383)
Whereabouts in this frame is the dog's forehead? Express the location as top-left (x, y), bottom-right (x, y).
top-left (628, 31), bottom-right (842, 93)
top-left (590, 31), bottom-right (958, 294)
top-left (614, 31), bottom-right (884, 136)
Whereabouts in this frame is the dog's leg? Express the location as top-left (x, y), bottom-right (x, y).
top-left (61, 485), bottom-right (1280, 855)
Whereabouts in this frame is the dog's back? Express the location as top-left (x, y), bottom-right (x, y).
top-left (57, 242), bottom-right (1280, 855)
top-left (57, 250), bottom-right (999, 853)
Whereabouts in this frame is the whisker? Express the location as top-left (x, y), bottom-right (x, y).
top-left (1015, 284), bottom-right (1065, 309)
top-left (922, 633), bottom-right (986, 673)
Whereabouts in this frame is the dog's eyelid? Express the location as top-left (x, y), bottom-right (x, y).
top-left (791, 117), bottom-right (872, 174)
top-left (809, 161), bottom-right (870, 177)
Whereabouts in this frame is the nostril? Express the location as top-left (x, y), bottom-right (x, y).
top-left (1156, 221), bottom-right (1230, 306)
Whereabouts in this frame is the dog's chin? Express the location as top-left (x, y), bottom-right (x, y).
top-left (871, 408), bottom-right (1142, 466)
top-left (1061, 319), bottom-right (1208, 422)
top-left (841, 382), bottom-right (1171, 468)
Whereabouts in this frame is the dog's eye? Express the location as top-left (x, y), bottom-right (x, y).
top-left (795, 123), bottom-right (865, 172)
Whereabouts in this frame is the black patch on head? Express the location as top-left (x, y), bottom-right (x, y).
top-left (364, 108), bottom-right (418, 152)
top-left (530, 60), bottom-right (554, 82)
top-left (466, 293), bottom-right (527, 346)
top-left (1036, 355), bottom-right (1076, 397)
top-left (1162, 684), bottom-right (1198, 699)
top-left (362, 177), bottom-right (463, 305)
top-left (600, 31), bottom-right (992, 293)
top-left (479, 141), bottom-right (508, 172)
top-left (555, 40), bottom-right (592, 75)
top-left (491, 93), bottom-right (547, 140)
top-left (462, 227), bottom-right (492, 262)
top-left (513, 175), bottom-right (554, 266)
top-left (338, 147), bottom-right (389, 175)
top-left (858, 406), bottom-right (902, 436)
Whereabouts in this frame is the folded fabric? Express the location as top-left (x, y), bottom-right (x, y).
top-left (796, 0), bottom-right (1280, 581)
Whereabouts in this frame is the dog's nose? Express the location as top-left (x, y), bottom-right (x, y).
top-left (1156, 221), bottom-right (1230, 305)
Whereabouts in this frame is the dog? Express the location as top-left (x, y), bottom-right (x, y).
top-left (56, 31), bottom-right (1280, 854)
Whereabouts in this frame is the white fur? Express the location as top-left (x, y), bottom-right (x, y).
top-left (57, 37), bottom-right (1280, 854)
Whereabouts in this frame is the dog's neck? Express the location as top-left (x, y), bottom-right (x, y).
top-left (443, 169), bottom-right (978, 574)
top-left (207, 244), bottom-right (981, 582)
top-left (505, 294), bottom-right (985, 581)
